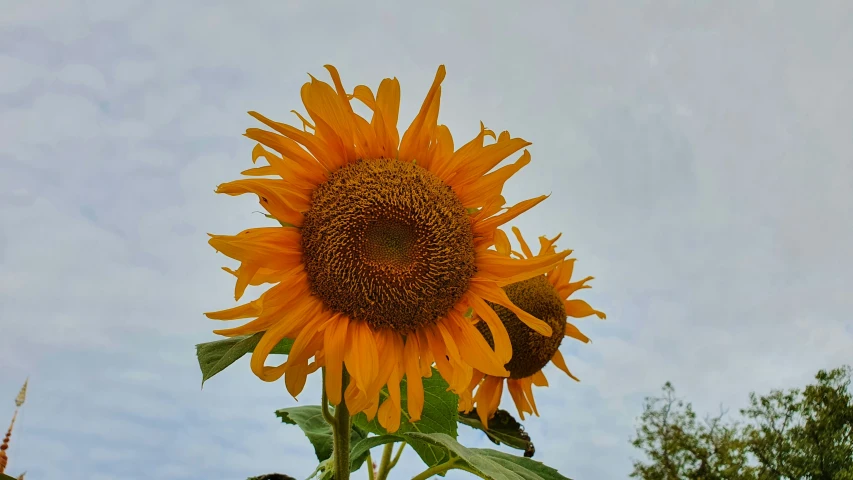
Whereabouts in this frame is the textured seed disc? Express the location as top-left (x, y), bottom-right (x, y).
top-left (301, 158), bottom-right (476, 334)
top-left (478, 276), bottom-right (566, 379)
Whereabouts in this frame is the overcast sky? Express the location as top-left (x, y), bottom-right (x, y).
top-left (1, 1), bottom-right (851, 479)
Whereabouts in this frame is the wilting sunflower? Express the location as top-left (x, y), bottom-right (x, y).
top-left (459, 227), bottom-right (606, 428)
top-left (206, 65), bottom-right (570, 433)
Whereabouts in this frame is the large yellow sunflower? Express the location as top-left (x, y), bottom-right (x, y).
top-left (459, 227), bottom-right (606, 428)
top-left (206, 65), bottom-right (570, 433)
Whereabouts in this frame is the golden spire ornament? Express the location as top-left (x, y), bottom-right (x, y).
top-left (0, 379), bottom-right (28, 475)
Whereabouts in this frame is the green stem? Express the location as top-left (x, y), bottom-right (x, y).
top-left (411, 457), bottom-right (459, 480)
top-left (375, 443), bottom-right (394, 480)
top-left (332, 369), bottom-right (351, 480)
top-left (387, 442), bottom-right (406, 470)
top-left (366, 452), bottom-right (375, 480)
top-left (321, 368), bottom-right (335, 425)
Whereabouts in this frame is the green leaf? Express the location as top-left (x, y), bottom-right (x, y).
top-left (275, 405), bottom-right (367, 463)
top-left (246, 474), bottom-right (297, 480)
top-left (349, 434), bottom-right (402, 471)
top-left (403, 432), bottom-right (572, 480)
top-left (352, 367), bottom-right (458, 467)
top-left (1, 474), bottom-right (19, 480)
top-left (458, 408), bottom-right (536, 457)
top-left (194, 333), bottom-right (293, 386)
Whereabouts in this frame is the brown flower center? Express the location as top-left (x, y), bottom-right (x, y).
top-left (301, 158), bottom-right (476, 334)
top-left (478, 276), bottom-right (566, 379)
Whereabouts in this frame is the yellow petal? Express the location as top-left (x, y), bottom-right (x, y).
top-left (476, 248), bottom-right (570, 286)
top-left (350, 85), bottom-right (376, 110)
top-left (531, 370), bottom-right (548, 387)
top-left (215, 180), bottom-right (305, 226)
top-left (511, 226), bottom-right (533, 260)
top-left (565, 322), bottom-right (591, 343)
top-left (344, 320), bottom-right (379, 395)
top-left (323, 315), bottom-right (349, 405)
top-left (449, 137), bottom-right (532, 190)
top-left (520, 377), bottom-right (539, 416)
top-left (494, 229), bottom-right (512, 256)
top-left (463, 292), bottom-right (512, 364)
top-left (551, 350), bottom-right (580, 382)
top-left (403, 335), bottom-right (424, 422)
top-left (399, 65), bottom-right (445, 163)
top-left (445, 310), bottom-right (509, 377)
top-left (208, 227), bottom-right (303, 271)
top-left (506, 379), bottom-right (531, 420)
top-left (474, 195), bottom-right (549, 237)
top-left (469, 279), bottom-right (553, 336)
top-left (374, 77), bottom-right (401, 154)
top-left (565, 299), bottom-right (607, 319)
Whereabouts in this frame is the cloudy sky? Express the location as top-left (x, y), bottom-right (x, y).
top-left (1, 1), bottom-right (851, 479)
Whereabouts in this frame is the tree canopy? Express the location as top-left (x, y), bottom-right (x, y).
top-left (630, 366), bottom-right (853, 480)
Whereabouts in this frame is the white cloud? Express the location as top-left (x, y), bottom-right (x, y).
top-left (0, 55), bottom-right (45, 94)
top-left (56, 63), bottom-right (107, 91)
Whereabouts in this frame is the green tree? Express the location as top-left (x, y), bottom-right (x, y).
top-left (630, 382), bottom-right (755, 480)
top-left (740, 366), bottom-right (853, 480)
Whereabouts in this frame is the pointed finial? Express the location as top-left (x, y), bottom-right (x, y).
top-left (0, 410), bottom-right (15, 473)
top-left (15, 379), bottom-right (27, 408)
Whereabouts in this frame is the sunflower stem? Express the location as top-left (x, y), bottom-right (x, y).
top-left (411, 457), bottom-right (460, 480)
top-left (388, 441), bottom-right (406, 470)
top-left (332, 369), bottom-right (351, 480)
top-left (321, 368), bottom-right (335, 425)
top-left (374, 443), bottom-right (394, 480)
top-left (366, 452), bottom-right (375, 480)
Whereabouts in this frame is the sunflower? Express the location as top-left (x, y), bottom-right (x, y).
top-left (459, 227), bottom-right (606, 428)
top-left (206, 65), bottom-right (570, 433)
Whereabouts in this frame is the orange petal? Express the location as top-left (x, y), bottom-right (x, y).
top-left (468, 279), bottom-right (553, 336)
top-left (476, 249), bottom-right (570, 286)
top-left (290, 110), bottom-right (315, 131)
top-left (457, 151), bottom-right (531, 208)
top-left (493, 229), bottom-right (511, 256)
top-left (350, 84), bottom-right (376, 110)
top-left (445, 310), bottom-right (508, 377)
top-left (222, 265), bottom-right (288, 287)
top-left (284, 359), bottom-right (312, 398)
top-left (250, 143), bottom-right (326, 188)
top-left (215, 180), bottom-right (305, 226)
top-left (248, 111), bottom-right (338, 173)
top-left (449, 137), bottom-right (532, 190)
top-left (531, 370), bottom-right (549, 387)
top-left (403, 335), bottom-right (424, 422)
top-left (565, 299), bottom-right (607, 320)
top-left (208, 228), bottom-right (302, 271)
top-left (435, 122), bottom-right (495, 182)
top-left (426, 124), bottom-right (455, 174)
top-left (474, 376), bottom-right (504, 428)
top-left (233, 264), bottom-right (260, 301)
top-left (463, 292), bottom-right (512, 364)
top-left (285, 314), bottom-right (329, 366)
top-left (538, 233), bottom-right (563, 258)
top-left (378, 395), bottom-right (402, 433)
top-left (344, 320), bottom-right (379, 395)
top-left (205, 298), bottom-right (263, 321)
top-left (248, 320), bottom-right (298, 382)
top-left (506, 379), bottom-right (531, 419)
top-left (565, 322), bottom-right (591, 343)
top-left (399, 66), bottom-right (445, 164)
top-left (520, 377), bottom-right (539, 416)
top-left (323, 315), bottom-right (349, 405)
top-left (474, 195), bottom-right (548, 236)
top-left (511, 226), bottom-right (534, 260)
top-left (551, 349), bottom-right (580, 382)
top-left (374, 77), bottom-right (401, 155)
